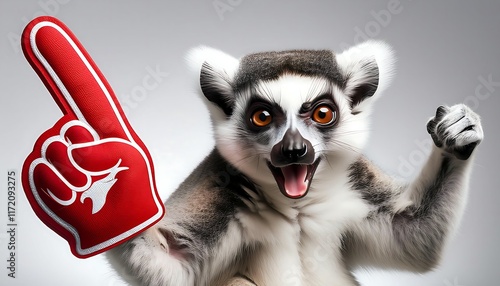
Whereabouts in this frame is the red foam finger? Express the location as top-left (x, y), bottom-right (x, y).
top-left (21, 17), bottom-right (165, 258)
top-left (63, 123), bottom-right (97, 145)
top-left (33, 162), bottom-right (78, 206)
top-left (31, 139), bottom-right (163, 256)
top-left (22, 16), bottom-right (130, 140)
top-left (70, 142), bottom-right (134, 173)
top-left (44, 141), bottom-right (88, 187)
top-left (29, 161), bottom-right (81, 245)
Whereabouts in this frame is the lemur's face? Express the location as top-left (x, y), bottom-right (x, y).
top-left (191, 42), bottom-right (393, 199)
top-left (224, 75), bottom-right (357, 199)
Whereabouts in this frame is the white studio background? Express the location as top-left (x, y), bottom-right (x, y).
top-left (1, 1), bottom-right (499, 285)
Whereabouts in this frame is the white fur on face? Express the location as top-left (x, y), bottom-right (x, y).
top-left (213, 74), bottom-right (370, 192)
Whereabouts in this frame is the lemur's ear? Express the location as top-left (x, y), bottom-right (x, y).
top-left (187, 46), bottom-right (239, 121)
top-left (336, 40), bottom-right (395, 113)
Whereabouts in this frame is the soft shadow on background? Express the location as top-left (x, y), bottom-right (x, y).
top-left (1, 1), bottom-right (499, 285)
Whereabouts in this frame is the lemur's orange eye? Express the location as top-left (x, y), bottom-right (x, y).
top-left (251, 109), bottom-right (272, 127)
top-left (312, 105), bottom-right (335, 125)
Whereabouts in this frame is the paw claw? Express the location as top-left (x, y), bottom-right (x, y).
top-left (435, 105), bottom-right (449, 120)
top-left (453, 142), bottom-right (478, 160)
top-left (426, 119), bottom-right (437, 134)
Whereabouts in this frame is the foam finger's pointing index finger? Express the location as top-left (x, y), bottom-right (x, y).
top-left (22, 16), bottom-right (131, 141)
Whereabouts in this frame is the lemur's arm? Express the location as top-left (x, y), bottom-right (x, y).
top-left (107, 150), bottom-right (255, 286)
top-left (343, 104), bottom-right (483, 271)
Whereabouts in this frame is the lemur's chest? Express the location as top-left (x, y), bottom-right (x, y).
top-left (236, 183), bottom-right (370, 285)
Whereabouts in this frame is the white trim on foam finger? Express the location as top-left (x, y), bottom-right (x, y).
top-left (29, 137), bottom-right (165, 256)
top-left (30, 21), bottom-right (135, 142)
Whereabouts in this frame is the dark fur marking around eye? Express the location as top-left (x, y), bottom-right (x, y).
top-left (299, 101), bottom-right (314, 114)
top-left (234, 50), bottom-right (344, 90)
top-left (299, 93), bottom-right (336, 114)
top-left (299, 94), bottom-right (339, 139)
top-left (244, 96), bottom-right (286, 142)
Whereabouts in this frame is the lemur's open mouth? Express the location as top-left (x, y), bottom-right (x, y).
top-left (267, 159), bottom-right (320, 199)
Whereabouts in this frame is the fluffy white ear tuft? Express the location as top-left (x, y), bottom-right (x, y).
top-left (186, 46), bottom-right (240, 79)
top-left (336, 40), bottom-right (395, 113)
top-left (185, 46), bottom-right (240, 120)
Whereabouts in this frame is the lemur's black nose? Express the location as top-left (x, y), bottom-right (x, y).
top-left (282, 130), bottom-right (307, 160)
top-left (271, 129), bottom-right (314, 167)
top-left (282, 144), bottom-right (307, 160)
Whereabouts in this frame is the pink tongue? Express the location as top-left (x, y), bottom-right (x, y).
top-left (282, 165), bottom-right (308, 197)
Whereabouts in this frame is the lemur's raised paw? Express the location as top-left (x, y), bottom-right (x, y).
top-left (427, 104), bottom-right (483, 160)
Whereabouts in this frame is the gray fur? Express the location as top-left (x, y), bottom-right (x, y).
top-left (165, 149), bottom-right (254, 248)
top-left (234, 50), bottom-right (344, 90)
top-left (347, 158), bottom-right (397, 215)
top-left (343, 104), bottom-right (482, 273)
top-left (344, 156), bottom-right (466, 271)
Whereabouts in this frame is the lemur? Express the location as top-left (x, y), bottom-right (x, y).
top-left (107, 40), bottom-right (484, 286)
